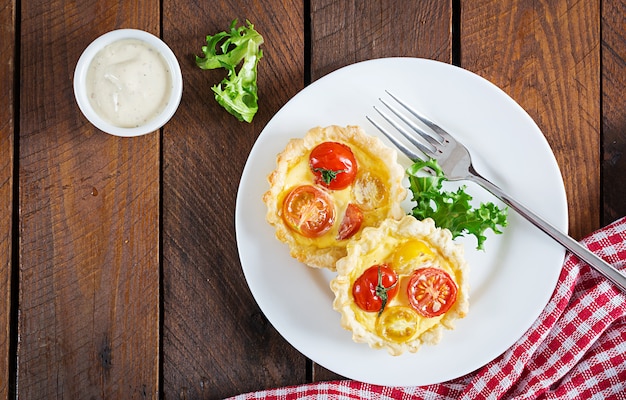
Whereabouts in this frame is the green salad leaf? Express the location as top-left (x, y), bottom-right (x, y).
top-left (195, 19), bottom-right (264, 122)
top-left (406, 159), bottom-right (508, 250)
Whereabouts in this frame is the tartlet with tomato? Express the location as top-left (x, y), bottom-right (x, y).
top-left (263, 125), bottom-right (406, 270)
top-left (330, 216), bottom-right (469, 356)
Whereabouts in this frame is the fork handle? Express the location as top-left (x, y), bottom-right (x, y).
top-left (468, 172), bottom-right (626, 293)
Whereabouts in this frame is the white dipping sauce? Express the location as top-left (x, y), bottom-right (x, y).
top-left (86, 38), bottom-right (172, 128)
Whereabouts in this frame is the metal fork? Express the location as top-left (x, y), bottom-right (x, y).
top-left (367, 91), bottom-right (626, 293)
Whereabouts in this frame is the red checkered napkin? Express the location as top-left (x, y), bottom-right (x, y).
top-left (231, 217), bottom-right (626, 400)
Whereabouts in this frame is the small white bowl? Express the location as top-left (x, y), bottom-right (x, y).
top-left (73, 29), bottom-right (183, 137)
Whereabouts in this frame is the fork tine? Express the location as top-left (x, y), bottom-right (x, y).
top-left (365, 114), bottom-right (424, 161)
top-left (370, 104), bottom-right (437, 158)
top-left (385, 91), bottom-right (447, 143)
top-left (378, 97), bottom-right (441, 148)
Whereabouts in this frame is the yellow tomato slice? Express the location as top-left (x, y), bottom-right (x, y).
top-left (391, 239), bottom-right (434, 275)
top-left (351, 172), bottom-right (386, 211)
top-left (375, 306), bottom-right (419, 343)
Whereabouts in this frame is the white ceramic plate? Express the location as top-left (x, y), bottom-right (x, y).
top-left (235, 58), bottom-right (567, 386)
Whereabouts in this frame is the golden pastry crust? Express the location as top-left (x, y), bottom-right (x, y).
top-left (330, 216), bottom-right (469, 356)
top-left (263, 125), bottom-right (406, 270)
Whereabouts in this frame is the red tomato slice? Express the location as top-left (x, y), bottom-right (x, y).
top-left (282, 185), bottom-right (335, 238)
top-left (336, 203), bottom-right (363, 240)
top-left (309, 142), bottom-right (357, 190)
top-left (352, 264), bottom-right (399, 314)
top-left (407, 267), bottom-right (457, 317)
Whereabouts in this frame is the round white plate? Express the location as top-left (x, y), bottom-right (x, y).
top-left (235, 58), bottom-right (567, 386)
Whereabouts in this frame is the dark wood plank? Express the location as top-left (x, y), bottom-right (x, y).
top-left (602, 0), bottom-right (626, 225)
top-left (161, 1), bottom-right (306, 398)
top-left (18, 0), bottom-right (160, 397)
top-left (308, 0), bottom-right (453, 382)
top-left (461, 0), bottom-right (601, 239)
top-left (310, 0), bottom-right (453, 82)
top-left (0, 0), bottom-right (15, 397)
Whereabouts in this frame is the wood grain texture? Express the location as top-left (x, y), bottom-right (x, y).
top-left (18, 0), bottom-right (160, 398)
top-left (310, 0), bottom-right (453, 81)
top-left (161, 1), bottom-right (306, 398)
top-left (461, 0), bottom-right (601, 239)
top-left (1, 0), bottom-right (15, 397)
top-left (308, 0), bottom-right (452, 381)
top-left (602, 0), bottom-right (626, 225)
top-left (7, 0), bottom-right (616, 397)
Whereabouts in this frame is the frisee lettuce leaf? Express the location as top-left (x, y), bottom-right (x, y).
top-left (406, 159), bottom-right (508, 250)
top-left (195, 19), bottom-right (264, 123)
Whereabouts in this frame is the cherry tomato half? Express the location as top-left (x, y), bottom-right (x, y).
top-left (282, 185), bottom-right (335, 238)
top-left (375, 306), bottom-right (419, 343)
top-left (351, 172), bottom-right (386, 210)
top-left (391, 239), bottom-right (435, 275)
top-left (309, 142), bottom-right (357, 190)
top-left (407, 267), bottom-right (458, 318)
top-left (352, 264), bottom-right (399, 314)
top-left (336, 203), bottom-right (364, 240)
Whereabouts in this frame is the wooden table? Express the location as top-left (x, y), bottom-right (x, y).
top-left (1, 0), bottom-right (625, 398)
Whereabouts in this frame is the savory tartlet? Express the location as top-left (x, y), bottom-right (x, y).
top-left (330, 216), bottom-right (469, 355)
top-left (263, 125), bottom-right (406, 270)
